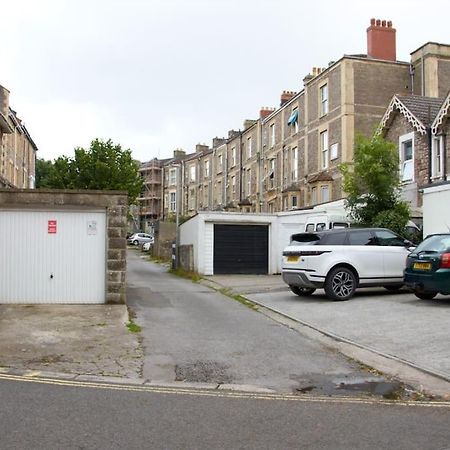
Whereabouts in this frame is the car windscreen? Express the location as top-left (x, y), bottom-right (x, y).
top-left (414, 235), bottom-right (450, 253)
top-left (290, 233), bottom-right (321, 245)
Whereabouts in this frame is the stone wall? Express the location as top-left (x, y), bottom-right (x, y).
top-left (154, 220), bottom-right (176, 261)
top-left (178, 245), bottom-right (194, 272)
top-left (0, 189), bottom-right (128, 304)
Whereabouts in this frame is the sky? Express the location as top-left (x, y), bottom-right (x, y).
top-left (1, 0), bottom-right (449, 163)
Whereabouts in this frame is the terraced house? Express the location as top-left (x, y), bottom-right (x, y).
top-left (0, 85), bottom-right (37, 189)
top-left (140, 19), bottom-right (450, 226)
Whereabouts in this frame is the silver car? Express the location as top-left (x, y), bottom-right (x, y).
top-left (127, 233), bottom-right (154, 246)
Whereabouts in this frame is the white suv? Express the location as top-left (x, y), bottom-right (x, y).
top-left (282, 228), bottom-right (414, 301)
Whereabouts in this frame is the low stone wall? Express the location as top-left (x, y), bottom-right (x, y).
top-left (0, 188), bottom-right (128, 304)
top-left (154, 221), bottom-right (176, 261)
top-left (178, 245), bottom-right (194, 272)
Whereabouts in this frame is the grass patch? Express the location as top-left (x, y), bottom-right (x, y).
top-left (126, 320), bottom-right (142, 333)
top-left (218, 288), bottom-right (259, 311)
top-left (169, 267), bottom-right (201, 282)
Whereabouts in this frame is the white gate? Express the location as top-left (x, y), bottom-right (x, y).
top-left (0, 209), bottom-right (106, 304)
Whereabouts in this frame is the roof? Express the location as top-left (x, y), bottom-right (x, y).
top-left (308, 172), bottom-right (333, 183)
top-left (432, 91), bottom-right (450, 134)
top-left (379, 94), bottom-right (444, 135)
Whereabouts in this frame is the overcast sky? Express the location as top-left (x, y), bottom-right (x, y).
top-left (1, 0), bottom-right (449, 162)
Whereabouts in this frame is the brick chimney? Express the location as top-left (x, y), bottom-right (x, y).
top-left (259, 107), bottom-right (276, 120)
top-left (367, 18), bottom-right (396, 61)
top-left (173, 148), bottom-right (186, 159)
top-left (280, 90), bottom-right (297, 106)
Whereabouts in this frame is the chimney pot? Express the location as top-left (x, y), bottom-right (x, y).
top-left (367, 18), bottom-right (396, 61)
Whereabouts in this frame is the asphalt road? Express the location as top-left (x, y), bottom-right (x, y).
top-left (127, 252), bottom-right (408, 397)
top-left (1, 376), bottom-right (450, 450)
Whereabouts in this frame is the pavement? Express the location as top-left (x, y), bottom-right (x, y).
top-left (1, 257), bottom-right (450, 397)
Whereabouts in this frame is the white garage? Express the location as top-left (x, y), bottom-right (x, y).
top-left (0, 189), bottom-right (128, 305)
top-left (0, 209), bottom-right (106, 304)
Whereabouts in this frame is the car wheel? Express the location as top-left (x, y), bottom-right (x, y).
top-left (384, 284), bottom-right (403, 292)
top-left (290, 286), bottom-right (316, 296)
top-left (414, 290), bottom-right (437, 300)
top-left (133, 240), bottom-right (139, 246)
top-left (325, 266), bottom-right (357, 301)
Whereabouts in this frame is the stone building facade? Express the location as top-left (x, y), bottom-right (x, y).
top-left (0, 85), bottom-right (38, 189)
top-left (139, 19), bottom-right (450, 225)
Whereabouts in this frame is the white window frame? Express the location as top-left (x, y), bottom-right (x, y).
top-left (189, 165), bottom-right (196, 182)
top-left (431, 135), bottom-right (444, 179)
top-left (320, 130), bottom-right (329, 170)
top-left (247, 169), bottom-right (251, 196)
top-left (189, 189), bottom-right (195, 210)
top-left (291, 147), bottom-right (298, 181)
top-left (399, 132), bottom-right (414, 183)
top-left (311, 186), bottom-right (317, 205)
top-left (270, 123), bottom-right (275, 147)
top-left (269, 159), bottom-right (275, 189)
top-left (293, 107), bottom-right (299, 134)
top-left (320, 84), bottom-right (328, 116)
top-left (231, 147), bottom-right (236, 167)
top-left (247, 137), bottom-right (252, 159)
top-left (231, 176), bottom-right (236, 195)
top-left (330, 143), bottom-right (339, 160)
top-left (169, 192), bottom-right (176, 212)
top-left (169, 168), bottom-right (177, 185)
top-left (321, 185), bottom-right (330, 203)
top-left (217, 153), bottom-right (223, 172)
top-left (204, 159), bottom-right (210, 178)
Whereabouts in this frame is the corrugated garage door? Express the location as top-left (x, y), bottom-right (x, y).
top-left (213, 224), bottom-right (268, 274)
top-left (0, 209), bottom-right (106, 304)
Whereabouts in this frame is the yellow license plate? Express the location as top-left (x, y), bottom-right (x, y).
top-left (287, 255), bottom-right (299, 263)
top-left (413, 262), bottom-right (431, 270)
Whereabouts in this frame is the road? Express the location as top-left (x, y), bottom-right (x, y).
top-left (1, 375), bottom-right (450, 450)
top-left (128, 251), bottom-right (412, 397)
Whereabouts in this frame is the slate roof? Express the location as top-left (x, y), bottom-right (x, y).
top-left (396, 95), bottom-right (444, 127)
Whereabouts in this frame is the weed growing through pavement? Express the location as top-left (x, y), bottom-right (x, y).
top-left (126, 320), bottom-right (142, 333)
top-left (169, 267), bottom-right (201, 282)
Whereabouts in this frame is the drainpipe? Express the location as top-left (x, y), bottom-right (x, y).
top-left (427, 127), bottom-right (432, 185)
top-left (239, 131), bottom-right (243, 204)
top-left (442, 133), bottom-right (447, 181)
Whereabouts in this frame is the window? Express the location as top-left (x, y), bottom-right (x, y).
top-left (399, 133), bottom-right (414, 182)
top-left (189, 165), bottom-right (196, 182)
top-left (320, 130), bottom-right (329, 169)
top-left (247, 137), bottom-right (252, 159)
top-left (321, 232), bottom-right (346, 245)
top-left (292, 195), bottom-right (298, 208)
top-left (217, 181), bottom-right (222, 203)
top-left (287, 108), bottom-right (299, 133)
top-left (431, 136), bottom-right (443, 178)
top-left (291, 147), bottom-right (298, 181)
top-left (231, 147), bottom-right (236, 167)
top-left (268, 159), bottom-right (275, 189)
top-left (348, 231), bottom-right (376, 246)
top-left (169, 168), bottom-right (177, 185)
top-left (231, 176), bottom-right (236, 195)
top-left (321, 185), bottom-right (329, 203)
top-left (204, 159), bottom-right (210, 178)
top-left (246, 169), bottom-right (251, 196)
top-left (320, 84), bottom-right (328, 116)
top-left (374, 230), bottom-right (405, 247)
top-left (189, 189), bottom-right (195, 209)
top-left (169, 192), bottom-right (176, 212)
top-left (311, 186), bottom-right (317, 205)
top-left (270, 123), bottom-right (276, 147)
top-left (217, 153), bottom-right (223, 172)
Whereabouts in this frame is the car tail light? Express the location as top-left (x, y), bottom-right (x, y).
top-left (440, 253), bottom-right (450, 268)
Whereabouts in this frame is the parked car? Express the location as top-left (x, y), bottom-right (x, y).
top-left (127, 233), bottom-right (154, 246)
top-left (404, 233), bottom-right (450, 299)
top-left (282, 228), bottom-right (415, 301)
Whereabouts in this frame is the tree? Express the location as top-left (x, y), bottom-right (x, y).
top-left (35, 139), bottom-right (143, 202)
top-left (339, 134), bottom-right (410, 235)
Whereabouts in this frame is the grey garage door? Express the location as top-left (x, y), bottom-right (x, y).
top-left (213, 224), bottom-right (269, 274)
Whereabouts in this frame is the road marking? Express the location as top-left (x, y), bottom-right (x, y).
top-left (0, 372), bottom-right (449, 408)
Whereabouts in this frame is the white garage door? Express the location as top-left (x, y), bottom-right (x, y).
top-left (0, 209), bottom-right (106, 304)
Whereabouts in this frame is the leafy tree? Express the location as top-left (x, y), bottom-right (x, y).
top-left (35, 139), bottom-right (143, 203)
top-left (339, 134), bottom-right (410, 235)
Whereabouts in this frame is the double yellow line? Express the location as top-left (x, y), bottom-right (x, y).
top-left (1, 372), bottom-right (449, 408)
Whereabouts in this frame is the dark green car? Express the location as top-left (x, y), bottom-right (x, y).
top-left (404, 233), bottom-right (450, 299)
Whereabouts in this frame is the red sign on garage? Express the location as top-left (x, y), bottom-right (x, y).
top-left (48, 220), bottom-right (57, 234)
